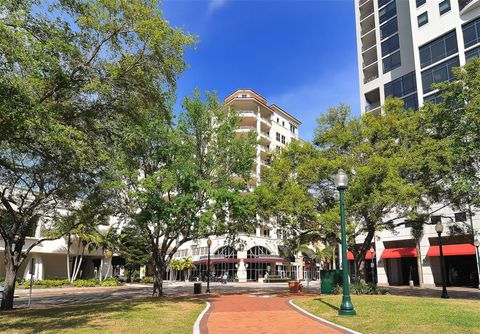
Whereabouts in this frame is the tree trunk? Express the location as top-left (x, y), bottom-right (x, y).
top-left (99, 246), bottom-right (105, 282)
top-left (152, 258), bottom-right (165, 297)
top-left (1, 256), bottom-right (19, 310)
top-left (416, 241), bottom-right (424, 288)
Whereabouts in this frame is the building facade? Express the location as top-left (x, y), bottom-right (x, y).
top-left (354, 0), bottom-right (480, 287)
top-left (173, 89), bottom-right (307, 283)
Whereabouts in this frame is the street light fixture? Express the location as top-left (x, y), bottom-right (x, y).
top-left (206, 238), bottom-right (212, 293)
top-left (435, 222), bottom-right (449, 299)
top-left (474, 238), bottom-right (480, 289)
top-left (370, 245), bottom-right (376, 285)
top-left (334, 169), bottom-right (356, 316)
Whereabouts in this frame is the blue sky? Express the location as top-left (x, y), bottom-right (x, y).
top-left (162, 0), bottom-right (360, 141)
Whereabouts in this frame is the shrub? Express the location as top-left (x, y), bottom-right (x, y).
top-left (140, 276), bottom-right (154, 284)
top-left (332, 282), bottom-right (389, 295)
top-left (73, 278), bottom-right (99, 287)
top-left (100, 278), bottom-right (121, 287)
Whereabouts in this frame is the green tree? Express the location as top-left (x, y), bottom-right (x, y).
top-left (422, 58), bottom-right (480, 215)
top-left (119, 90), bottom-right (256, 297)
top-left (0, 0), bottom-right (193, 310)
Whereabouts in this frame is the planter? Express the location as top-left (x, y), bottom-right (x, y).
top-left (288, 280), bottom-right (300, 293)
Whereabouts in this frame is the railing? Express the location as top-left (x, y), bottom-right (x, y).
top-left (359, 0), bottom-right (370, 6)
top-left (238, 111), bottom-right (256, 117)
top-left (360, 9), bottom-right (374, 21)
top-left (260, 116), bottom-right (272, 125)
top-left (365, 102), bottom-right (381, 112)
top-left (237, 126), bottom-right (256, 131)
top-left (361, 25), bottom-right (375, 36)
top-left (363, 73), bottom-right (379, 84)
top-left (362, 42), bottom-right (376, 52)
top-left (363, 58), bottom-right (377, 69)
top-left (459, 0), bottom-right (474, 11)
top-left (260, 130), bottom-right (270, 139)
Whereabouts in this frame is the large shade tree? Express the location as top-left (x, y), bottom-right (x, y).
top-left (119, 90), bottom-right (257, 297)
top-left (0, 0), bottom-right (193, 310)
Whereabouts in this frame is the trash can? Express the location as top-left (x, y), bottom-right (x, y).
top-left (193, 282), bottom-right (202, 294)
top-left (320, 270), bottom-right (341, 294)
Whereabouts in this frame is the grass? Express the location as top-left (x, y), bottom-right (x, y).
top-left (294, 295), bottom-right (480, 334)
top-left (0, 298), bottom-right (205, 334)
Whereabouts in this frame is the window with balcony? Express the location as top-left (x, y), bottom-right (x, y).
top-left (384, 71), bottom-right (416, 98)
top-left (381, 34), bottom-right (400, 56)
top-left (419, 30), bottom-right (457, 68)
top-left (439, 0), bottom-right (451, 15)
top-left (421, 56), bottom-right (459, 93)
top-left (418, 12), bottom-right (428, 27)
top-left (463, 17), bottom-right (480, 49)
top-left (383, 51), bottom-right (401, 73)
top-left (379, 1), bottom-right (396, 24)
top-left (466, 46), bottom-right (480, 61)
top-left (380, 17), bottom-right (398, 40)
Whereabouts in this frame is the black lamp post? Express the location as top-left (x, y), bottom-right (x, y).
top-left (370, 245), bottom-right (376, 284)
top-left (334, 169), bottom-right (356, 316)
top-left (206, 238), bottom-right (212, 293)
top-left (474, 238), bottom-right (480, 290)
top-left (435, 222), bottom-right (449, 299)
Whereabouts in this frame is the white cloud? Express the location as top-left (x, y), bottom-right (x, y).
top-left (208, 0), bottom-right (227, 13)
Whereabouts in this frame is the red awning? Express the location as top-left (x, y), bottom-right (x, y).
top-left (194, 258), bottom-right (240, 265)
top-left (381, 248), bottom-right (417, 259)
top-left (347, 251), bottom-right (375, 260)
top-left (427, 244), bottom-right (476, 257)
top-left (244, 257), bottom-right (289, 264)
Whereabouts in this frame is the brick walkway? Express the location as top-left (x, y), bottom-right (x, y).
top-left (201, 293), bottom-right (349, 334)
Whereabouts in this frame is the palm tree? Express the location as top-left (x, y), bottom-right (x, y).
top-left (97, 227), bottom-right (118, 282)
top-left (170, 258), bottom-right (181, 282)
top-left (181, 257), bottom-right (196, 281)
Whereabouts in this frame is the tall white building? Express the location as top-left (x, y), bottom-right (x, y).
top-left (174, 89), bottom-right (306, 283)
top-left (356, 0), bottom-right (480, 114)
top-left (354, 0), bottom-right (480, 288)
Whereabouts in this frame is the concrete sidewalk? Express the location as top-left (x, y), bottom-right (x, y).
top-left (382, 285), bottom-right (480, 300)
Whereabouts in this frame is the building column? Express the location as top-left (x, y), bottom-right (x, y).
top-left (140, 265), bottom-right (146, 279)
top-left (24, 254), bottom-right (44, 281)
top-left (419, 234), bottom-right (434, 287)
top-left (375, 241), bottom-right (388, 285)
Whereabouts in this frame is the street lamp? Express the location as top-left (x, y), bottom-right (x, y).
top-left (370, 245), bottom-right (376, 285)
top-left (334, 169), bottom-right (356, 316)
top-left (435, 222), bottom-right (449, 299)
top-left (474, 238), bottom-right (480, 289)
top-left (206, 238), bottom-right (212, 293)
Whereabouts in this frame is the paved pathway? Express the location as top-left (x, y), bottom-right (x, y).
top-left (201, 293), bottom-right (348, 334)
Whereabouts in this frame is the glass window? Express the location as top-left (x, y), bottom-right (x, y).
top-left (276, 132), bottom-right (280, 142)
top-left (281, 135), bottom-right (286, 144)
top-left (403, 94), bottom-right (418, 110)
top-left (454, 212), bottom-right (467, 222)
top-left (384, 71), bottom-right (417, 99)
top-left (424, 92), bottom-right (443, 104)
top-left (379, 1), bottom-right (396, 24)
top-left (419, 30), bottom-right (458, 68)
top-left (421, 57), bottom-right (459, 93)
top-left (466, 46), bottom-right (480, 61)
top-left (378, 0), bottom-right (391, 8)
top-left (383, 51), bottom-right (401, 73)
top-left (418, 12), bottom-right (428, 28)
top-left (439, 0), bottom-right (451, 15)
top-left (380, 17), bottom-right (398, 40)
top-left (462, 18), bottom-right (480, 49)
top-left (381, 34), bottom-right (400, 56)
top-left (416, 0), bottom-right (426, 7)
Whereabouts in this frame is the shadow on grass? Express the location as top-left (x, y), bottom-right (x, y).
top-left (313, 297), bottom-right (340, 311)
top-left (0, 297), bottom-right (204, 334)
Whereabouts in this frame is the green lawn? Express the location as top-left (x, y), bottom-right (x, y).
top-left (0, 298), bottom-right (205, 334)
top-left (294, 295), bottom-right (480, 334)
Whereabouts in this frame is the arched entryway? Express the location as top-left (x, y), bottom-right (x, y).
top-left (246, 246), bottom-right (271, 281)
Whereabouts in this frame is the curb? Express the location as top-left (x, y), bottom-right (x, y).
top-left (193, 301), bottom-right (211, 334)
top-left (288, 299), bottom-right (362, 334)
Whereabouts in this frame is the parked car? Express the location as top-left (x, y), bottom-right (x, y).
top-left (0, 284), bottom-right (4, 299)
